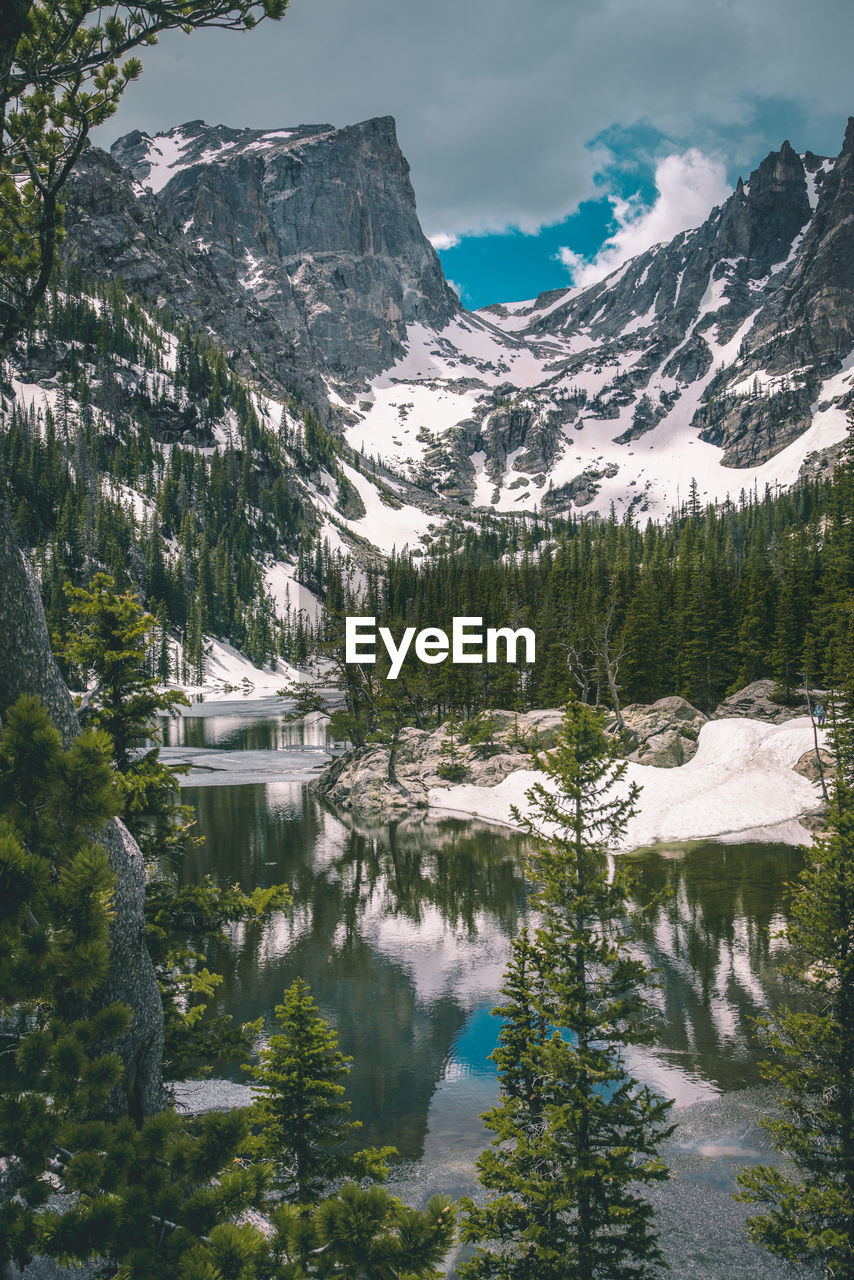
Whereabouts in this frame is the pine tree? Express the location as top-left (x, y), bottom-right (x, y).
top-left (246, 978), bottom-right (392, 1204)
top-left (62, 572), bottom-right (186, 772)
top-left (736, 628), bottom-right (854, 1276)
top-left (461, 700), bottom-right (673, 1280)
top-left (438, 709), bottom-right (468, 781)
top-left (60, 573), bottom-right (189, 863)
top-left (269, 1183), bottom-right (455, 1279)
top-left (0, 695), bottom-right (272, 1277)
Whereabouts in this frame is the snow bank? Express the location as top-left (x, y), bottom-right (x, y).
top-left (428, 717), bottom-right (826, 850)
top-left (167, 637), bottom-right (306, 702)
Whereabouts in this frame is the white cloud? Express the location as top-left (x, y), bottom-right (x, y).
top-left (429, 232), bottom-right (460, 251)
top-left (98, 0), bottom-right (854, 240)
top-left (446, 279), bottom-right (466, 302)
top-left (559, 149), bottom-right (730, 288)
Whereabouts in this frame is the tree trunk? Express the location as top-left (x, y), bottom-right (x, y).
top-left (0, 502), bottom-right (164, 1120)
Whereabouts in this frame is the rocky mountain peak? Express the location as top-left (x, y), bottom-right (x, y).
top-left (101, 114), bottom-right (458, 392)
top-left (713, 139), bottom-right (810, 271)
top-left (57, 112), bottom-right (854, 523)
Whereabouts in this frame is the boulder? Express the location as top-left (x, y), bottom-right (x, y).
top-left (793, 747), bottom-right (834, 784)
top-left (312, 711), bottom-right (552, 814)
top-left (313, 745), bottom-right (429, 814)
top-left (713, 679), bottom-right (817, 724)
top-left (606, 696), bottom-right (707, 767)
top-left (632, 730), bottom-right (688, 769)
top-left (517, 708), bottom-right (565, 749)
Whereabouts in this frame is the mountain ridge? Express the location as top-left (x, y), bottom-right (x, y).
top-left (59, 113), bottom-right (854, 523)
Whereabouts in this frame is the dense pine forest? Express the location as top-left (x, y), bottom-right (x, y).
top-left (0, 273), bottom-right (354, 681)
top-left (2, 273), bottom-right (853, 730)
top-left (319, 457), bottom-right (854, 736)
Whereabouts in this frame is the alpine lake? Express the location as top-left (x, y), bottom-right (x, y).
top-left (159, 697), bottom-right (815, 1279)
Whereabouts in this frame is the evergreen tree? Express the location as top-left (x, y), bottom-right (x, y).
top-left (438, 710), bottom-right (468, 782)
top-left (736, 650), bottom-right (854, 1276)
top-left (62, 572), bottom-right (186, 773)
top-left (0, 0), bottom-right (287, 362)
top-left (461, 700), bottom-right (673, 1280)
top-left (269, 1183), bottom-right (455, 1279)
top-left (246, 978), bottom-right (392, 1204)
top-left (0, 695), bottom-right (271, 1277)
top-left (61, 573), bottom-right (189, 863)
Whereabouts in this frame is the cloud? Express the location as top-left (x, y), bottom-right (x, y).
top-left (429, 232), bottom-right (460, 251)
top-left (445, 279), bottom-right (466, 302)
top-left (559, 149), bottom-right (731, 288)
top-left (98, 0), bottom-right (854, 240)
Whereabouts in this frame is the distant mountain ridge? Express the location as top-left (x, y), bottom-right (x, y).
top-left (61, 114), bottom-right (854, 520)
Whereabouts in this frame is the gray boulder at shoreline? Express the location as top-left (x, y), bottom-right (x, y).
top-left (313, 698), bottom-right (714, 815)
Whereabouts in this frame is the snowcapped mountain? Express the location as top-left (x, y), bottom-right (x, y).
top-left (348, 132), bottom-right (854, 519)
top-left (63, 115), bottom-right (854, 528)
top-left (107, 117), bottom-right (458, 390)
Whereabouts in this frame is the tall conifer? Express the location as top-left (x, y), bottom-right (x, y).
top-left (461, 700), bottom-right (673, 1280)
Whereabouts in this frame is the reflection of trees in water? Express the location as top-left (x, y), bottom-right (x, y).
top-left (626, 843), bottom-right (804, 1091)
top-left (334, 816), bottom-right (529, 938)
top-left (179, 786), bottom-right (528, 1158)
top-left (179, 781), bottom-right (806, 1150)
top-left (160, 713), bottom-right (329, 751)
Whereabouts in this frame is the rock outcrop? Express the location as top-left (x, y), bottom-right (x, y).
top-left (607, 696), bottom-right (707, 768)
top-left (62, 117), bottom-right (458, 419)
top-left (712, 678), bottom-right (818, 724)
top-left (313, 710), bottom-right (564, 815)
top-left (314, 700), bottom-right (714, 815)
top-left (314, 684), bottom-right (832, 817)
top-left (0, 503), bottom-right (164, 1122)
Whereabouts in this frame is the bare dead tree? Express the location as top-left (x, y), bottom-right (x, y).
top-left (597, 597), bottom-right (626, 732)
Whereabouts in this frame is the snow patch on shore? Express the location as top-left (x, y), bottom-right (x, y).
top-left (167, 637), bottom-right (306, 701)
top-left (428, 717), bottom-right (825, 850)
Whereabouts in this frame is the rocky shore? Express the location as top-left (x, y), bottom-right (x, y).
top-left (312, 679), bottom-right (829, 820)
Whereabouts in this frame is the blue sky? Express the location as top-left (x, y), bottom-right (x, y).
top-left (438, 102), bottom-right (846, 309)
top-left (97, 0), bottom-right (854, 309)
top-left (437, 122), bottom-right (662, 308)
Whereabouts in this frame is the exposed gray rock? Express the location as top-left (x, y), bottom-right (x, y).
top-left (606, 696), bottom-right (707, 768)
top-left (793, 747), bottom-right (834, 784)
top-left (0, 503), bottom-right (164, 1122)
top-left (694, 385), bottom-right (814, 467)
top-left (614, 390), bottom-right (679, 443)
top-left (713, 679), bottom-right (815, 723)
top-left (314, 702), bottom-right (714, 814)
top-left (541, 462), bottom-right (619, 511)
top-left (111, 117), bottom-right (458, 388)
top-left (312, 709), bottom-right (561, 815)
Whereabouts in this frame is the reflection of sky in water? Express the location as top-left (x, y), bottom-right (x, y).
top-left (181, 760), bottom-right (804, 1143)
top-left (158, 697), bottom-right (332, 751)
top-left (443, 1004), bottom-right (499, 1082)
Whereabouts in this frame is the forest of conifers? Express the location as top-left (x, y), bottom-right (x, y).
top-left (344, 465), bottom-right (853, 720)
top-left (2, 274), bottom-right (852, 720)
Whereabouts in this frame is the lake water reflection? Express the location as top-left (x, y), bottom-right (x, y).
top-left (168, 704), bottom-right (812, 1277)
top-left (179, 778), bottom-right (804, 1157)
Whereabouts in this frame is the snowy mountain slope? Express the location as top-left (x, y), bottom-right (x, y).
top-left (1, 278), bottom-right (445, 688)
top-left (65, 115), bottom-right (854, 526)
top-left (344, 132), bottom-right (854, 518)
top-left (110, 117), bottom-right (459, 388)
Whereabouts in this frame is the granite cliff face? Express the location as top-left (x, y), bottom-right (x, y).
top-left (110, 117), bottom-right (458, 386)
top-left (61, 114), bottom-right (854, 520)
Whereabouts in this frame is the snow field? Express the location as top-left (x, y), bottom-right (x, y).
top-left (427, 716), bottom-right (826, 851)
